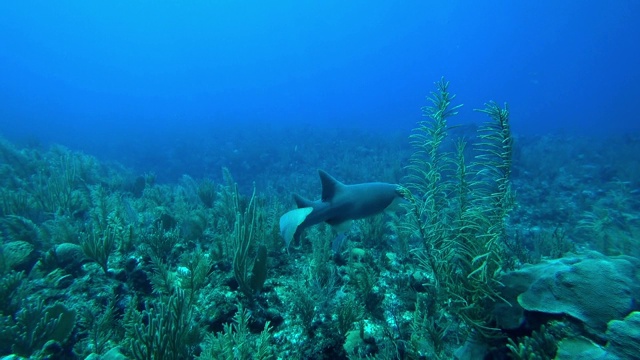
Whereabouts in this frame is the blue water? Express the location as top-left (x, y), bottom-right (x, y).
top-left (1, 3), bottom-right (640, 359)
top-left (1, 1), bottom-right (639, 174)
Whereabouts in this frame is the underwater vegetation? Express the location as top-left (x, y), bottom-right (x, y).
top-left (0, 79), bottom-right (639, 359)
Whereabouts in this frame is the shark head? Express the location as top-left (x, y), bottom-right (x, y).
top-left (279, 170), bottom-right (407, 250)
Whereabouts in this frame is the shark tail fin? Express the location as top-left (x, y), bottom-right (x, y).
top-left (318, 170), bottom-right (346, 201)
top-left (279, 207), bottom-right (313, 251)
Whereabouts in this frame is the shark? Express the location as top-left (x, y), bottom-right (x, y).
top-left (279, 170), bottom-right (408, 249)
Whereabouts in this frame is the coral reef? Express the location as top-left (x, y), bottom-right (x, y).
top-left (0, 80), bottom-right (638, 359)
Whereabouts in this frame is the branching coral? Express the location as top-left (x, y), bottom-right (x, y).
top-left (198, 303), bottom-right (273, 360)
top-left (226, 176), bottom-right (271, 301)
top-left (124, 289), bottom-right (197, 360)
top-left (80, 224), bottom-right (117, 274)
top-left (0, 298), bottom-right (76, 358)
top-left (403, 78), bottom-right (515, 347)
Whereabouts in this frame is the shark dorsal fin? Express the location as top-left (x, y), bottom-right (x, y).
top-left (318, 170), bottom-right (345, 201)
top-left (293, 193), bottom-right (314, 209)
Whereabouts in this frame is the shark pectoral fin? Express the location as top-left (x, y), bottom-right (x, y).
top-left (280, 207), bottom-right (313, 250)
top-left (326, 219), bottom-right (353, 233)
top-left (384, 195), bottom-right (407, 214)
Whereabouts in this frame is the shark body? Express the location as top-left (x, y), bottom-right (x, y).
top-left (279, 170), bottom-right (406, 248)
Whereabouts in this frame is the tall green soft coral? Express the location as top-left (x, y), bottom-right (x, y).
top-left (124, 289), bottom-right (198, 360)
top-left (78, 302), bottom-right (116, 356)
top-left (403, 78), bottom-right (515, 345)
top-left (448, 101), bottom-right (514, 338)
top-left (0, 270), bottom-right (24, 315)
top-left (0, 299), bottom-right (76, 358)
top-left (230, 183), bottom-right (269, 300)
top-left (507, 325), bottom-right (557, 360)
top-left (198, 303), bottom-right (273, 360)
top-left (80, 223), bottom-right (117, 274)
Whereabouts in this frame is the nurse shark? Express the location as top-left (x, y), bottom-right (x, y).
top-left (279, 170), bottom-right (407, 249)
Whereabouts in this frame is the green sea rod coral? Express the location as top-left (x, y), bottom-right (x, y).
top-left (124, 289), bottom-right (198, 360)
top-left (198, 304), bottom-right (273, 360)
top-left (403, 78), bottom-right (515, 351)
top-left (0, 299), bottom-right (76, 358)
top-left (80, 225), bottom-right (117, 274)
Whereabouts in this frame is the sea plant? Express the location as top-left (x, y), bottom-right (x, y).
top-left (77, 301), bottom-right (116, 356)
top-left (80, 224), bottom-right (117, 274)
top-left (177, 248), bottom-right (215, 306)
top-left (402, 78), bottom-right (515, 350)
top-left (230, 183), bottom-right (270, 300)
top-left (124, 289), bottom-right (197, 360)
top-left (0, 298), bottom-right (76, 358)
top-left (507, 325), bottom-right (557, 360)
top-left (198, 303), bottom-right (273, 360)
